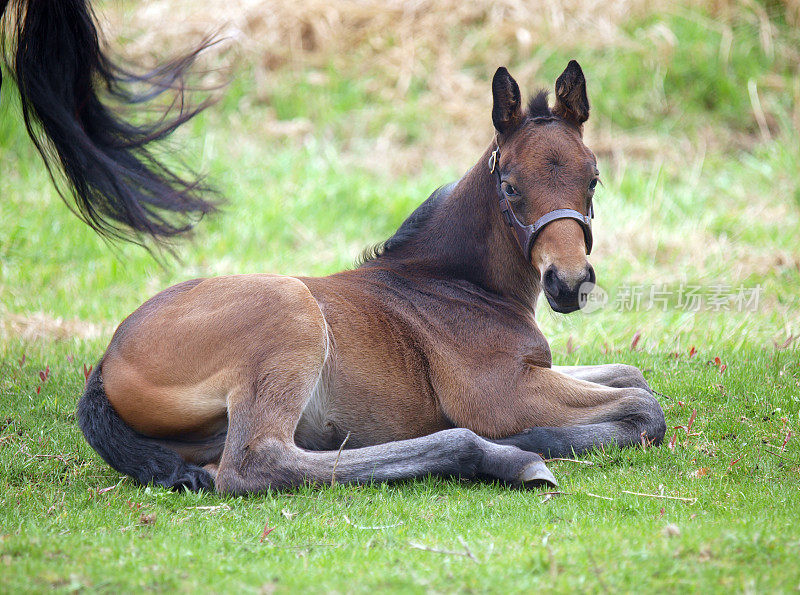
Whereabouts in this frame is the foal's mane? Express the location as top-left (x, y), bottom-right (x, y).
top-left (357, 182), bottom-right (455, 265)
top-left (358, 89), bottom-right (555, 267)
top-left (527, 90), bottom-right (553, 120)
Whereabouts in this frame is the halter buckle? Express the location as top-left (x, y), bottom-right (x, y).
top-left (488, 148), bottom-right (498, 174)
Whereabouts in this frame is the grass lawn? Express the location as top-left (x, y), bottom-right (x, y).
top-left (2, 344), bottom-right (799, 592)
top-left (2, 0), bottom-right (799, 592)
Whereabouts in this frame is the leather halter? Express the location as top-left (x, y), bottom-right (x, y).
top-left (489, 147), bottom-right (594, 257)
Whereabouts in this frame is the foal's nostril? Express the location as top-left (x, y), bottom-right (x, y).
top-left (543, 267), bottom-right (560, 298)
top-left (544, 264), bottom-right (596, 313)
top-left (585, 265), bottom-right (596, 287)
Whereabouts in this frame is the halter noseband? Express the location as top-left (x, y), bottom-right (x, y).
top-left (489, 147), bottom-right (594, 258)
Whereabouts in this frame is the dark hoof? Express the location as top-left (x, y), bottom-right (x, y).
top-left (518, 460), bottom-right (558, 489)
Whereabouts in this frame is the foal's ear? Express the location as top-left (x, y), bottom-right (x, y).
top-left (492, 67), bottom-right (523, 135)
top-left (553, 60), bottom-right (590, 130)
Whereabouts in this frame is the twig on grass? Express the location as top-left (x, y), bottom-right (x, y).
top-left (331, 431), bottom-right (351, 486)
top-left (668, 431), bottom-right (678, 450)
top-left (620, 490), bottom-right (697, 504)
top-left (773, 334), bottom-right (797, 351)
top-left (538, 490), bottom-right (696, 504)
top-left (457, 536), bottom-right (480, 563)
top-left (409, 541), bottom-right (479, 562)
top-left (537, 491), bottom-right (613, 502)
top-left (343, 515), bottom-right (403, 530)
top-left (98, 477), bottom-right (127, 495)
top-left (780, 431), bottom-right (792, 452)
top-left (585, 491), bottom-right (615, 501)
top-left (673, 409), bottom-right (700, 437)
top-left (763, 447), bottom-right (787, 460)
top-left (189, 504), bottom-right (231, 512)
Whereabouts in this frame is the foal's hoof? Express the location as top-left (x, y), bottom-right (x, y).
top-left (518, 461), bottom-right (558, 489)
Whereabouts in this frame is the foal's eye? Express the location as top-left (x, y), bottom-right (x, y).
top-left (502, 182), bottom-right (519, 196)
top-left (588, 179), bottom-right (598, 191)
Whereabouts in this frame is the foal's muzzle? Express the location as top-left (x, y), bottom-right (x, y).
top-left (543, 264), bottom-right (595, 313)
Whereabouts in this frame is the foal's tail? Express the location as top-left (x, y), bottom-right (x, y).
top-left (0, 0), bottom-right (218, 242)
top-left (77, 363), bottom-right (214, 491)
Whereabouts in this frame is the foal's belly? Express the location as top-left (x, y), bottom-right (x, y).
top-left (294, 376), bottom-right (340, 450)
top-left (293, 357), bottom-right (452, 450)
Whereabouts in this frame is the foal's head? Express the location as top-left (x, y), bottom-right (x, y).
top-left (490, 61), bottom-right (598, 313)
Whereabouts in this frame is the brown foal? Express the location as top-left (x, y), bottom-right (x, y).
top-left (78, 61), bottom-right (666, 493)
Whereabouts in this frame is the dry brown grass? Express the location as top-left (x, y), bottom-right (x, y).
top-left (107, 0), bottom-right (651, 67)
top-left (103, 0), bottom-right (658, 168)
top-left (106, 0), bottom-right (800, 70)
top-left (102, 0), bottom-right (799, 171)
top-left (0, 308), bottom-right (110, 342)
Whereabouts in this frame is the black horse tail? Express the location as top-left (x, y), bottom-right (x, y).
top-left (0, 0), bottom-right (219, 243)
top-left (77, 363), bottom-right (214, 491)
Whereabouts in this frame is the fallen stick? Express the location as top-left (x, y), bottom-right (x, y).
top-left (585, 491), bottom-right (615, 501)
top-left (457, 536), bottom-right (480, 563)
top-left (331, 432), bottom-right (351, 485)
top-left (762, 448), bottom-right (786, 459)
top-left (189, 504), bottom-right (232, 512)
top-left (98, 477), bottom-right (127, 495)
top-left (537, 490), bottom-right (613, 501)
top-left (343, 515), bottom-right (403, 530)
top-left (621, 490), bottom-right (697, 504)
top-left (409, 542), bottom-right (477, 561)
top-left (539, 490), bottom-right (695, 504)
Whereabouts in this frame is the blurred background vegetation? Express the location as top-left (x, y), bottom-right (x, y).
top-left (1, 4), bottom-right (799, 591)
top-left (1, 0), bottom-right (799, 354)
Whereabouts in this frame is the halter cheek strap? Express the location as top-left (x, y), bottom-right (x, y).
top-left (489, 147), bottom-right (594, 257)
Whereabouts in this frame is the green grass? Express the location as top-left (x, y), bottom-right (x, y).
top-left (2, 0), bottom-right (800, 591)
top-left (1, 344), bottom-right (798, 592)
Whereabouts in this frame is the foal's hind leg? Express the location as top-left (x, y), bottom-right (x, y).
top-left (218, 428), bottom-right (557, 494)
top-left (216, 358), bottom-right (557, 493)
top-left (489, 368), bottom-right (666, 458)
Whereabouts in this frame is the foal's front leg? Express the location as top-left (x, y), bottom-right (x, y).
top-left (553, 363), bottom-right (653, 392)
top-left (482, 367), bottom-right (666, 459)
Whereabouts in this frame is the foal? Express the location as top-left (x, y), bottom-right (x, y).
top-left (78, 62), bottom-right (666, 493)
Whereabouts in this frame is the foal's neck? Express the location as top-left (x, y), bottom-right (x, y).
top-left (377, 144), bottom-right (542, 311)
